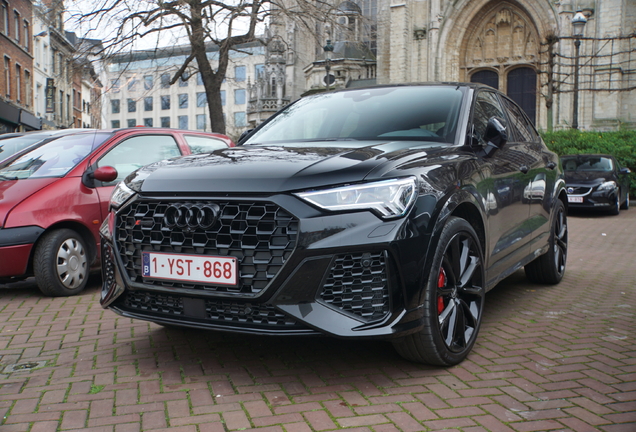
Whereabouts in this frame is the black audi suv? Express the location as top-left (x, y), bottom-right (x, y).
top-left (100, 83), bottom-right (568, 365)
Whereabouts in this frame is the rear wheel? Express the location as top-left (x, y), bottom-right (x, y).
top-left (525, 200), bottom-right (567, 284)
top-left (34, 229), bottom-right (90, 297)
top-left (621, 192), bottom-right (630, 210)
top-left (392, 217), bottom-right (485, 366)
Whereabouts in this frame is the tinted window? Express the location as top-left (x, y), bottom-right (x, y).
top-left (472, 91), bottom-right (505, 146)
top-left (501, 97), bottom-right (536, 142)
top-left (246, 86), bottom-right (465, 144)
top-left (0, 133), bottom-right (112, 179)
top-left (185, 135), bottom-right (228, 154)
top-left (562, 156), bottom-right (614, 172)
top-left (97, 135), bottom-right (182, 183)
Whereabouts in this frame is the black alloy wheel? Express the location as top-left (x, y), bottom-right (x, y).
top-left (525, 199), bottom-right (568, 284)
top-left (393, 217), bottom-right (485, 366)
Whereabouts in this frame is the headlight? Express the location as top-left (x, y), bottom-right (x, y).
top-left (295, 177), bottom-right (418, 219)
top-left (109, 182), bottom-right (135, 209)
top-left (598, 181), bottom-right (617, 191)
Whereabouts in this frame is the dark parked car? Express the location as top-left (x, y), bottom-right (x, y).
top-left (100, 84), bottom-right (568, 365)
top-left (0, 128), bottom-right (234, 296)
top-left (561, 154), bottom-right (630, 215)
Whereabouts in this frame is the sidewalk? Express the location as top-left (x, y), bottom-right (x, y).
top-left (1, 208), bottom-right (634, 432)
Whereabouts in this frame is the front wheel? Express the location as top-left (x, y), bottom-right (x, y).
top-left (525, 199), bottom-right (567, 284)
top-left (34, 229), bottom-right (90, 297)
top-left (392, 217), bottom-right (485, 366)
top-left (609, 192), bottom-right (620, 215)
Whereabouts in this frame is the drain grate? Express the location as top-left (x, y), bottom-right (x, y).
top-left (3, 361), bottom-right (47, 373)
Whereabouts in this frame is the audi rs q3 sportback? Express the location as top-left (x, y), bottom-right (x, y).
top-left (0, 128), bottom-right (233, 297)
top-left (100, 84), bottom-right (568, 365)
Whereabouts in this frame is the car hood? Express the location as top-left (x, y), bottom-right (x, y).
top-left (564, 171), bottom-right (612, 186)
top-left (128, 141), bottom-right (447, 193)
top-left (0, 178), bottom-right (58, 226)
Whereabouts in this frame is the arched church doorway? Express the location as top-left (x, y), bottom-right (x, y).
top-left (462, 2), bottom-right (539, 123)
top-left (507, 67), bottom-right (536, 124)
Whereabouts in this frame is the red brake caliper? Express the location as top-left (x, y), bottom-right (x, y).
top-left (437, 268), bottom-right (446, 315)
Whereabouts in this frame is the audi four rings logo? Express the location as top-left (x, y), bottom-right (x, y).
top-left (163, 204), bottom-right (220, 229)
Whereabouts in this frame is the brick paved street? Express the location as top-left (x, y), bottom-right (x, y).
top-left (1, 209), bottom-right (634, 432)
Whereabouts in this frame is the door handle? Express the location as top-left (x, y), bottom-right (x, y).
top-left (519, 165), bottom-right (529, 174)
top-left (546, 162), bottom-right (557, 170)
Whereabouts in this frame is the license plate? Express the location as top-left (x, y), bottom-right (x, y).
top-left (568, 196), bottom-right (583, 203)
top-left (142, 252), bottom-right (238, 285)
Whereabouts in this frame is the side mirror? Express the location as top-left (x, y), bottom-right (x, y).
top-left (481, 117), bottom-right (508, 158)
top-left (82, 166), bottom-right (118, 188)
top-left (620, 167), bottom-right (631, 174)
top-left (237, 128), bottom-right (254, 145)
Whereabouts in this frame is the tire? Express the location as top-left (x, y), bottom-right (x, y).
top-left (392, 217), bottom-right (485, 366)
top-left (621, 193), bottom-right (629, 210)
top-left (609, 192), bottom-right (620, 215)
top-left (34, 229), bottom-right (90, 297)
top-left (525, 200), bottom-right (567, 284)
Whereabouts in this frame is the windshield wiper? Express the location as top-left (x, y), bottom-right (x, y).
top-left (0, 174), bottom-right (18, 180)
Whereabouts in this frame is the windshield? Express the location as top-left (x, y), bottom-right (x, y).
top-left (562, 156), bottom-right (614, 172)
top-left (0, 133), bottom-right (58, 161)
top-left (0, 132), bottom-right (112, 180)
top-left (245, 86), bottom-right (466, 145)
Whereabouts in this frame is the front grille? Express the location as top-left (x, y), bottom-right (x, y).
top-left (101, 243), bottom-right (116, 294)
top-left (118, 290), bottom-right (301, 328)
top-left (568, 186), bottom-right (592, 195)
top-left (319, 252), bottom-right (390, 321)
top-left (115, 200), bottom-right (298, 294)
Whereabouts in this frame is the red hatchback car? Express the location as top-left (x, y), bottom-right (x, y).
top-left (0, 128), bottom-right (234, 296)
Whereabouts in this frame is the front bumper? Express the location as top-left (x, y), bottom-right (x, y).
top-left (0, 226), bottom-right (43, 278)
top-left (566, 187), bottom-right (617, 209)
top-left (100, 194), bottom-right (432, 339)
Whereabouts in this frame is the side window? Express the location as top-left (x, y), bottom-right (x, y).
top-left (501, 97), bottom-right (533, 142)
top-left (96, 135), bottom-right (182, 185)
top-left (185, 135), bottom-right (228, 154)
top-left (472, 91), bottom-right (505, 145)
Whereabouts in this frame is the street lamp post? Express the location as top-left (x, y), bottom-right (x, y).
top-left (571, 10), bottom-right (587, 130)
top-left (323, 39), bottom-right (334, 91)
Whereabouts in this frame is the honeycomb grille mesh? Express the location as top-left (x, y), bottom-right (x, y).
top-left (101, 243), bottom-right (116, 294)
top-left (114, 200), bottom-right (298, 294)
top-left (119, 290), bottom-right (299, 327)
top-left (320, 252), bottom-right (390, 321)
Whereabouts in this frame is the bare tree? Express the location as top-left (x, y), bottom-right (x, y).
top-left (67, 0), bottom-right (338, 135)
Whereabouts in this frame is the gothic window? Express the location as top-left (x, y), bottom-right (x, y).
top-left (471, 70), bottom-right (499, 90)
top-left (507, 67), bottom-right (537, 124)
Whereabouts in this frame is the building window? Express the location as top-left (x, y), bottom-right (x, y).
top-left (3, 56), bottom-right (9, 97)
top-left (160, 117), bottom-right (170, 128)
top-left (111, 99), bottom-right (120, 114)
top-left (178, 93), bottom-right (188, 109)
top-left (111, 120), bottom-right (120, 128)
top-left (234, 89), bottom-right (246, 105)
top-left (13, 11), bottom-right (19, 43)
top-left (24, 70), bottom-right (31, 107)
top-left (178, 115), bottom-right (188, 129)
top-left (15, 64), bottom-right (21, 102)
top-left (1, 2), bottom-right (8, 35)
top-left (144, 75), bottom-right (153, 90)
top-left (127, 119), bottom-right (136, 127)
top-left (196, 114), bottom-right (206, 130)
top-left (234, 112), bottom-right (246, 127)
top-left (143, 118), bottom-right (153, 127)
top-left (197, 73), bottom-right (204, 85)
top-left (179, 70), bottom-right (190, 87)
top-left (220, 90), bottom-right (226, 106)
top-left (196, 92), bottom-right (207, 107)
top-left (144, 96), bottom-right (153, 111)
top-left (111, 78), bottom-right (120, 93)
top-left (255, 64), bottom-right (265, 78)
top-left (161, 95), bottom-right (170, 110)
top-left (127, 98), bottom-right (136, 112)
top-left (235, 65), bottom-right (246, 82)
top-left (23, 20), bottom-right (29, 51)
top-left (160, 73), bottom-right (170, 88)
top-left (127, 77), bottom-right (138, 92)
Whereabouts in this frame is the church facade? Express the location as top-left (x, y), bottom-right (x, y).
top-left (252, 0), bottom-right (636, 131)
